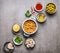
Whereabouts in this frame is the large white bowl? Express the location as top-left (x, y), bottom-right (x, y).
top-left (22, 18), bottom-right (38, 35)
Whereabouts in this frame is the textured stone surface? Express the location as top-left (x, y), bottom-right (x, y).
top-left (0, 0), bottom-right (60, 53)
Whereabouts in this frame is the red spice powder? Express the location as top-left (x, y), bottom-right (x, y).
top-left (36, 3), bottom-right (42, 10)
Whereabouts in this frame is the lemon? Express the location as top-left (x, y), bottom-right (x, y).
top-left (13, 24), bottom-right (20, 32)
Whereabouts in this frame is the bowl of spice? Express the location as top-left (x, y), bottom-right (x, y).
top-left (36, 13), bottom-right (47, 23)
top-left (34, 2), bottom-right (43, 12)
top-left (46, 3), bottom-right (56, 14)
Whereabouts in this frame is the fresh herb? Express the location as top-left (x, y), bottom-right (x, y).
top-left (15, 36), bottom-right (22, 43)
top-left (25, 10), bottom-right (31, 17)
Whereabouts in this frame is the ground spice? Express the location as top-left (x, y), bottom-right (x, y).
top-left (36, 3), bottom-right (42, 10)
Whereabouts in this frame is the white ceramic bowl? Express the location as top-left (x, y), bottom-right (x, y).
top-left (22, 18), bottom-right (38, 35)
top-left (13, 36), bottom-right (23, 45)
top-left (36, 13), bottom-right (47, 23)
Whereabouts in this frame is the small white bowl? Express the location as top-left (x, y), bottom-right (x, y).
top-left (22, 18), bottom-right (38, 36)
top-left (34, 2), bottom-right (43, 12)
top-left (13, 36), bottom-right (23, 45)
top-left (36, 13), bottom-right (47, 23)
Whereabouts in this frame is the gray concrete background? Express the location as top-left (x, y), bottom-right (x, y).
top-left (0, 0), bottom-right (60, 53)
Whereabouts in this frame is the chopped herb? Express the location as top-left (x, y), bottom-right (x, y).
top-left (15, 36), bottom-right (22, 43)
top-left (25, 10), bottom-right (31, 17)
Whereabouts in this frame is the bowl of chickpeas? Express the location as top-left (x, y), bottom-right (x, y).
top-left (46, 3), bottom-right (56, 14)
top-left (22, 18), bottom-right (38, 36)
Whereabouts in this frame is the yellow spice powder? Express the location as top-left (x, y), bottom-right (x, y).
top-left (38, 15), bottom-right (44, 22)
